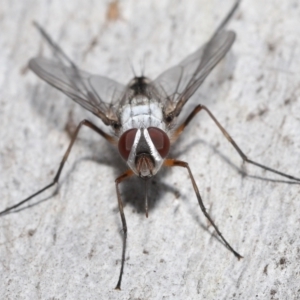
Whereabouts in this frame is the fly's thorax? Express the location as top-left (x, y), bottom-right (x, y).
top-left (120, 98), bottom-right (166, 133)
top-left (118, 126), bottom-right (170, 178)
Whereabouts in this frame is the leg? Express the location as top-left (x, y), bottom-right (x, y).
top-left (164, 158), bottom-right (242, 259)
top-left (114, 170), bottom-right (134, 290)
top-left (0, 119), bottom-right (117, 216)
top-left (173, 104), bottom-right (300, 182)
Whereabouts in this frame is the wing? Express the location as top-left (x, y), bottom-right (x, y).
top-left (152, 30), bottom-right (235, 121)
top-left (29, 23), bottom-right (126, 126)
top-left (151, 0), bottom-right (240, 122)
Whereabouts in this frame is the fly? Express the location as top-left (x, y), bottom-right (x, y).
top-left (1, 0), bottom-right (299, 290)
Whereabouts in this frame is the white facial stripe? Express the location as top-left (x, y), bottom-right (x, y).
top-left (143, 129), bottom-right (162, 161)
top-left (144, 128), bottom-right (164, 175)
top-left (127, 128), bottom-right (141, 163)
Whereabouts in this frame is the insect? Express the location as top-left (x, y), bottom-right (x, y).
top-left (1, 0), bottom-right (299, 290)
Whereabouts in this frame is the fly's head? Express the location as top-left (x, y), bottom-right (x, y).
top-left (118, 127), bottom-right (170, 178)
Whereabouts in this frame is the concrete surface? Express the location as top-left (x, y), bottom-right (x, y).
top-left (0, 0), bottom-right (300, 299)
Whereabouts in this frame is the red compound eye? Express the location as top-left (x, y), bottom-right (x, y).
top-left (118, 128), bottom-right (138, 160)
top-left (148, 127), bottom-right (170, 158)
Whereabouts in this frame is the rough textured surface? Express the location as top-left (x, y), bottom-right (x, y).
top-left (1, 0), bottom-right (300, 299)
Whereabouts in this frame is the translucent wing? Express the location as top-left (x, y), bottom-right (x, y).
top-left (29, 23), bottom-right (126, 126)
top-left (151, 0), bottom-right (240, 122)
top-left (152, 30), bottom-right (235, 121)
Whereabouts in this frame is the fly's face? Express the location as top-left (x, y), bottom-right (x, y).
top-left (118, 126), bottom-right (170, 178)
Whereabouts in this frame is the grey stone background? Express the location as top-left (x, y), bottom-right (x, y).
top-left (0, 0), bottom-right (300, 299)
